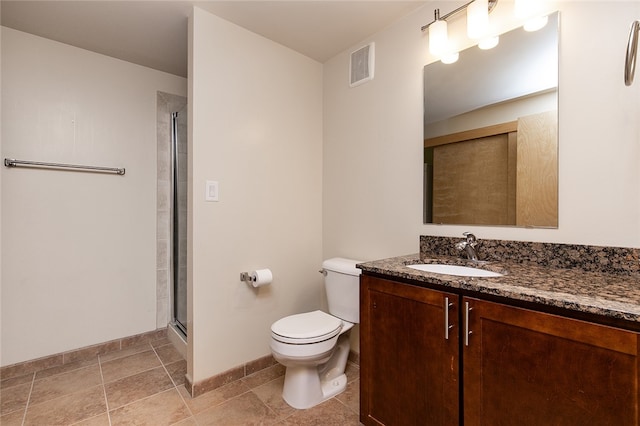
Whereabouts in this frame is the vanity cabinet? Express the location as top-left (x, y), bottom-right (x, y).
top-left (360, 274), bottom-right (640, 426)
top-left (360, 275), bottom-right (459, 426)
top-left (463, 297), bottom-right (638, 425)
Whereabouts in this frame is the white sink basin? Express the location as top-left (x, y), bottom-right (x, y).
top-left (407, 264), bottom-right (503, 277)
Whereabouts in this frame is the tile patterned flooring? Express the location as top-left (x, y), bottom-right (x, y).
top-left (0, 337), bottom-right (361, 425)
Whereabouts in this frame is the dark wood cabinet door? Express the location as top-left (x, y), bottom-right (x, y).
top-left (463, 297), bottom-right (639, 426)
top-left (360, 275), bottom-right (459, 426)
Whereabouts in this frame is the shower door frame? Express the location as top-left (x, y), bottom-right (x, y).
top-left (170, 109), bottom-right (188, 337)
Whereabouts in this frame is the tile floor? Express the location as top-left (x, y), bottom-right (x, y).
top-left (0, 337), bottom-right (361, 425)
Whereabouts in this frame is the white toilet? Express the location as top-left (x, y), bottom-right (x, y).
top-left (270, 257), bottom-right (362, 409)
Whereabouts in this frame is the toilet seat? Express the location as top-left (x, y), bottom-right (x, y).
top-left (271, 310), bottom-right (342, 344)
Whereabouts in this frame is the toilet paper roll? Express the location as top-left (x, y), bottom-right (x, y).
top-left (250, 269), bottom-right (273, 287)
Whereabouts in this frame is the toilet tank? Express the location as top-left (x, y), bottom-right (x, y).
top-left (322, 257), bottom-right (363, 324)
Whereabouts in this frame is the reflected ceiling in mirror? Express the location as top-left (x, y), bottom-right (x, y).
top-left (424, 12), bottom-right (559, 228)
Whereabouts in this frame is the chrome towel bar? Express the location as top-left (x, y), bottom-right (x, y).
top-left (4, 158), bottom-right (125, 175)
top-left (625, 20), bottom-right (640, 86)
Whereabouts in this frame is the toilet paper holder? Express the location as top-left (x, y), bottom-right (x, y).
top-left (240, 268), bottom-right (273, 287)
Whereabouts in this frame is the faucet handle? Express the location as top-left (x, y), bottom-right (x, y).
top-left (463, 232), bottom-right (478, 246)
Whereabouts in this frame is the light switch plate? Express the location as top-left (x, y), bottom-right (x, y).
top-left (205, 180), bottom-right (219, 201)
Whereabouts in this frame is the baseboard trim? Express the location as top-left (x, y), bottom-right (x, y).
top-left (185, 354), bottom-right (277, 397)
top-left (0, 328), bottom-right (168, 381)
top-left (185, 349), bottom-right (360, 398)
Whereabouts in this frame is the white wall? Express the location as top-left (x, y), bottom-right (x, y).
top-left (189, 7), bottom-right (323, 383)
top-left (1, 28), bottom-right (186, 366)
top-left (323, 0), bottom-right (640, 268)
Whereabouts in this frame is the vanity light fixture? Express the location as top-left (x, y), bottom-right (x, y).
top-left (422, 0), bottom-right (498, 64)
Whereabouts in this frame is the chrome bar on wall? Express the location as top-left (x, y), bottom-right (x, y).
top-left (4, 158), bottom-right (125, 175)
top-left (625, 20), bottom-right (640, 86)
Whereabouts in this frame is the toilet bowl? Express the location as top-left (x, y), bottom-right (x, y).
top-left (270, 258), bottom-right (362, 409)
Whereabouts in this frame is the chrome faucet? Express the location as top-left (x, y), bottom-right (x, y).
top-left (456, 232), bottom-right (479, 261)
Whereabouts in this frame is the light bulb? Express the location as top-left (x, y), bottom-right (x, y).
top-left (441, 52), bottom-right (459, 65)
top-left (467, 0), bottom-right (489, 40)
top-left (429, 19), bottom-right (449, 57)
top-left (524, 15), bottom-right (549, 32)
top-left (515, 0), bottom-right (548, 32)
top-left (478, 36), bottom-right (499, 50)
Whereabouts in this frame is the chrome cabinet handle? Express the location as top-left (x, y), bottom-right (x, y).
top-left (444, 297), bottom-right (454, 340)
top-left (465, 301), bottom-right (473, 346)
top-left (625, 20), bottom-right (640, 86)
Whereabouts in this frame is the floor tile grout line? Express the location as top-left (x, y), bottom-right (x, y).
top-left (32, 360), bottom-right (99, 383)
top-left (243, 369), bottom-right (294, 422)
top-left (102, 363), bottom-right (167, 386)
top-left (16, 383), bottom-right (110, 422)
top-left (101, 345), bottom-right (166, 385)
top-left (173, 389), bottom-right (198, 426)
top-left (25, 362), bottom-right (107, 410)
top-left (334, 393), bottom-right (358, 415)
top-left (248, 383), bottom-right (299, 425)
top-left (100, 343), bottom-right (156, 367)
top-left (150, 344), bottom-right (179, 388)
top-left (152, 344), bottom-right (196, 422)
top-left (252, 389), bottom-right (283, 423)
top-left (68, 412), bottom-right (110, 426)
top-left (97, 354), bottom-right (113, 426)
top-left (98, 346), bottom-right (155, 366)
top-left (19, 372), bottom-right (36, 426)
top-left (106, 387), bottom-right (181, 414)
top-left (173, 383), bottom-right (196, 419)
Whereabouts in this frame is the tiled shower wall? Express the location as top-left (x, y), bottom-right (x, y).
top-left (156, 92), bottom-right (187, 328)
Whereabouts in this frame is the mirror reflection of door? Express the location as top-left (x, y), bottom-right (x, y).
top-left (427, 111), bottom-right (557, 227)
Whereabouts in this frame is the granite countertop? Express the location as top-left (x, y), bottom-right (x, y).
top-left (357, 254), bottom-right (640, 324)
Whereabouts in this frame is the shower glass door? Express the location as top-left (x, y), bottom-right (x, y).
top-left (171, 105), bottom-right (188, 336)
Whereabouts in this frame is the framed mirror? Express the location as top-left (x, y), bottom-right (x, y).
top-left (424, 12), bottom-right (559, 227)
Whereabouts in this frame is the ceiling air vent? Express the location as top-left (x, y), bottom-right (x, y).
top-left (349, 43), bottom-right (375, 87)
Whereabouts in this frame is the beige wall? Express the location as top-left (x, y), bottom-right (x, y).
top-left (323, 0), bottom-right (640, 271)
top-left (0, 9), bottom-right (3, 369)
top-left (1, 28), bottom-right (186, 366)
top-left (189, 7), bottom-right (323, 383)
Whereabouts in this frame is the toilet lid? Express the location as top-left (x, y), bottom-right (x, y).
top-left (271, 310), bottom-right (342, 343)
